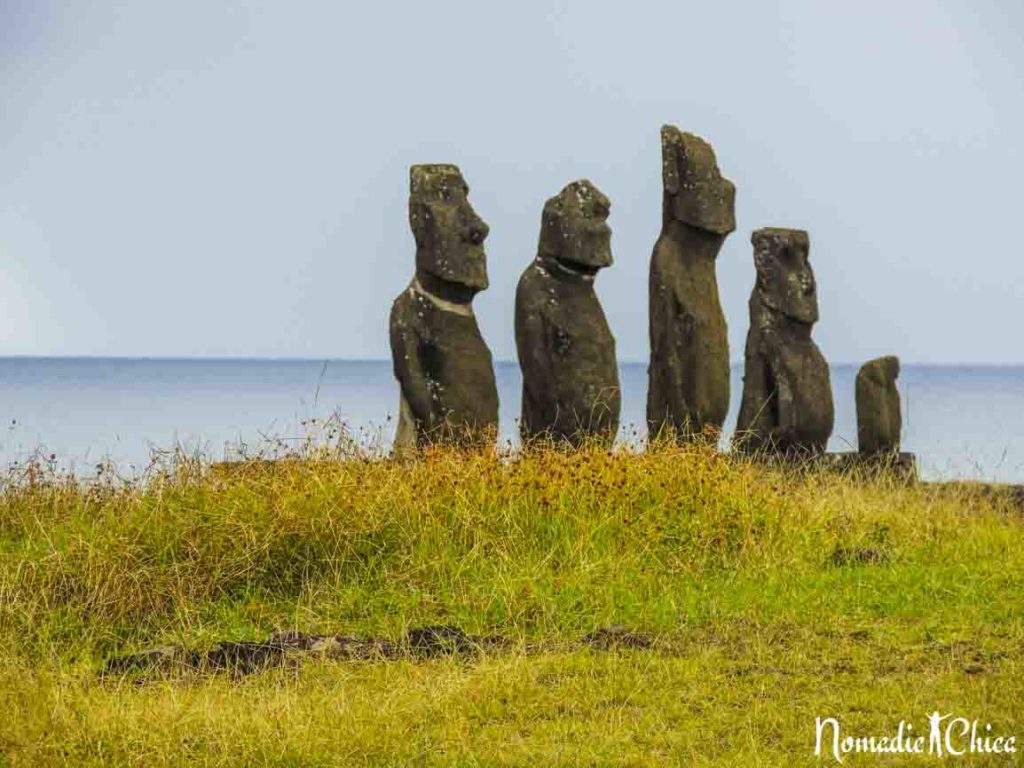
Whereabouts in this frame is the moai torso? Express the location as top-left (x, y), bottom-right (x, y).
top-left (389, 165), bottom-right (498, 450)
top-left (515, 180), bottom-right (620, 446)
top-left (735, 228), bottom-right (834, 455)
top-left (647, 126), bottom-right (735, 442)
top-left (856, 356), bottom-right (901, 454)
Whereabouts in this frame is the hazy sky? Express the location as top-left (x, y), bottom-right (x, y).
top-left (1, 0), bottom-right (1021, 362)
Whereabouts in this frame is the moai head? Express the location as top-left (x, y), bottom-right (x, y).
top-left (537, 179), bottom-right (612, 277)
top-left (860, 355), bottom-right (900, 388)
top-left (409, 164), bottom-right (490, 293)
top-left (661, 125), bottom-right (736, 234)
top-left (751, 228), bottom-right (818, 325)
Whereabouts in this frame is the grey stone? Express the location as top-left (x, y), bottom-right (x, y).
top-left (856, 355), bottom-right (902, 454)
top-left (735, 228), bottom-right (834, 455)
top-left (648, 126), bottom-right (736, 442)
top-left (515, 180), bottom-right (620, 446)
top-left (390, 165), bottom-right (499, 450)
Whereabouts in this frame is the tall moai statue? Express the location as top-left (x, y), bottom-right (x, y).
top-left (647, 125), bottom-right (736, 442)
top-left (735, 228), bottom-right (834, 455)
top-left (389, 164), bottom-right (498, 450)
top-left (515, 180), bottom-right (620, 447)
top-left (856, 356), bottom-right (902, 454)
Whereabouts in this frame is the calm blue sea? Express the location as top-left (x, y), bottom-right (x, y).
top-left (0, 358), bottom-right (1021, 482)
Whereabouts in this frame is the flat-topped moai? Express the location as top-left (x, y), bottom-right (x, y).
top-left (735, 228), bottom-right (834, 455)
top-left (515, 179), bottom-right (620, 446)
top-left (856, 356), bottom-right (902, 454)
top-left (647, 125), bottom-right (735, 442)
top-left (389, 164), bottom-right (498, 450)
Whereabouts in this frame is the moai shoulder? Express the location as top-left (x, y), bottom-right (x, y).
top-left (856, 355), bottom-right (902, 454)
top-left (389, 164), bottom-right (498, 451)
top-left (647, 125), bottom-right (735, 443)
top-left (516, 179), bottom-right (620, 447)
top-left (735, 227), bottom-right (834, 455)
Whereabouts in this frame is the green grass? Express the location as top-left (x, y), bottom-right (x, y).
top-left (0, 441), bottom-right (1021, 765)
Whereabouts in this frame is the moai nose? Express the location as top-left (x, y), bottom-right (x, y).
top-left (467, 215), bottom-right (489, 245)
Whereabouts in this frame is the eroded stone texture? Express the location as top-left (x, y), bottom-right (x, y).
top-left (515, 180), bottom-right (620, 446)
top-left (390, 165), bottom-right (498, 449)
top-left (647, 125), bottom-right (735, 442)
top-left (856, 355), bottom-right (902, 454)
top-left (735, 228), bottom-right (834, 455)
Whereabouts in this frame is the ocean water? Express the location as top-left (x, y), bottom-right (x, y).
top-left (0, 358), bottom-right (1021, 482)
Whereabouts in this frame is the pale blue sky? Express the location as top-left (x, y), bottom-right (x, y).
top-left (1, 0), bottom-right (1021, 362)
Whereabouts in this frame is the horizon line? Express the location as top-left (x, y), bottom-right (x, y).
top-left (0, 355), bottom-right (1021, 367)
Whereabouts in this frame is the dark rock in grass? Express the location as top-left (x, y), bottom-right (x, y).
top-left (516, 180), bottom-right (620, 447)
top-left (390, 164), bottom-right (498, 451)
top-left (102, 645), bottom-right (192, 676)
top-left (267, 631), bottom-right (401, 660)
top-left (202, 640), bottom-right (289, 675)
top-left (857, 356), bottom-right (902, 455)
top-left (582, 625), bottom-right (654, 650)
top-left (404, 625), bottom-right (510, 657)
top-left (735, 228), bottom-right (834, 456)
top-left (829, 546), bottom-right (890, 567)
top-left (647, 126), bottom-right (735, 442)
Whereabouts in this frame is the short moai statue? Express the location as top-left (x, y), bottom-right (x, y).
top-left (735, 228), bottom-right (834, 455)
top-left (515, 180), bottom-right (620, 446)
top-left (389, 164), bottom-right (498, 450)
top-left (856, 356), bottom-right (902, 454)
top-left (647, 125), bottom-right (735, 442)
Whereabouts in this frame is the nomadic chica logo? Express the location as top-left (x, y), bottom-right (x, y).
top-left (814, 713), bottom-right (1017, 762)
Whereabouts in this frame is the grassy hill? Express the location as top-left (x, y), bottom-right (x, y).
top-left (1, 442), bottom-right (1021, 765)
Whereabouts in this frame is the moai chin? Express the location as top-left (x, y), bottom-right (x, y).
top-left (389, 164), bottom-right (498, 450)
top-left (647, 125), bottom-right (735, 443)
top-left (856, 356), bottom-right (902, 454)
top-left (515, 179), bottom-right (621, 447)
top-left (734, 228), bottom-right (834, 455)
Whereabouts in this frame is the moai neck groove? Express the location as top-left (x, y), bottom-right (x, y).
top-left (541, 255), bottom-right (598, 284)
top-left (415, 270), bottom-right (477, 309)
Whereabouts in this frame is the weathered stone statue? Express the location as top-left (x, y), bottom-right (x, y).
top-left (856, 356), bottom-right (902, 454)
top-left (647, 125), bottom-right (735, 442)
top-left (515, 179), bottom-right (620, 446)
top-left (389, 164), bottom-right (498, 450)
top-left (735, 228), bottom-right (834, 455)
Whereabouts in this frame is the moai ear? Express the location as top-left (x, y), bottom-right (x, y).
top-left (538, 194), bottom-right (566, 259)
top-left (661, 126), bottom-right (681, 195)
top-left (408, 201), bottom-right (434, 247)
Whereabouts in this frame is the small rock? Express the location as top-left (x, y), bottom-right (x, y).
top-left (583, 625), bottom-right (653, 650)
top-left (829, 547), bottom-right (890, 567)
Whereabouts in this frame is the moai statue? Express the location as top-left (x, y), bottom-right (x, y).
top-left (735, 228), bottom-right (834, 455)
top-left (856, 356), bottom-right (902, 454)
top-left (515, 180), bottom-right (620, 447)
top-left (389, 164), bottom-right (498, 450)
top-left (647, 125), bottom-right (735, 442)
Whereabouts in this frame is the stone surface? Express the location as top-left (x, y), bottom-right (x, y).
top-left (390, 165), bottom-right (499, 450)
top-left (735, 228), bottom-right (834, 455)
top-left (515, 180), bottom-right (620, 446)
top-left (647, 126), bottom-right (736, 442)
top-left (856, 355), bottom-right (902, 454)
top-left (582, 625), bottom-right (654, 650)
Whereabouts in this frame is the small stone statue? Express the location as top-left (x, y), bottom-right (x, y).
top-left (515, 180), bottom-right (620, 446)
top-left (735, 228), bottom-right (834, 455)
top-left (389, 164), bottom-right (498, 450)
top-left (856, 356), bottom-right (902, 454)
top-left (648, 125), bottom-right (736, 442)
